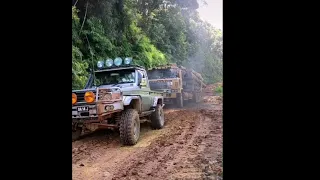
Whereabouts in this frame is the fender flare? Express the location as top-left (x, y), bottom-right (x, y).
top-left (123, 95), bottom-right (142, 112)
top-left (152, 96), bottom-right (164, 107)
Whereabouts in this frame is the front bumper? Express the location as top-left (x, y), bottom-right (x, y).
top-left (72, 101), bottom-right (124, 119)
top-left (157, 89), bottom-right (181, 98)
top-left (163, 92), bottom-right (177, 98)
top-left (72, 104), bottom-right (97, 118)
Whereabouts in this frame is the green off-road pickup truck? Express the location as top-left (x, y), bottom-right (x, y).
top-left (72, 57), bottom-right (165, 145)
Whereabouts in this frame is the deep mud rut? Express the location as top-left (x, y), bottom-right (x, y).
top-left (72, 95), bottom-right (222, 180)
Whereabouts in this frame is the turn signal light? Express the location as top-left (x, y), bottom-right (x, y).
top-left (72, 93), bottom-right (77, 105)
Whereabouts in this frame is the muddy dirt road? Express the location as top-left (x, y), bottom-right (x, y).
top-left (72, 95), bottom-right (222, 180)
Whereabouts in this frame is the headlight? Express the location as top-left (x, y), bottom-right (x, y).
top-left (112, 92), bottom-right (122, 100)
top-left (167, 82), bottom-right (173, 86)
top-left (97, 60), bottom-right (104, 68)
top-left (84, 91), bottom-right (95, 103)
top-left (103, 93), bottom-right (112, 100)
top-left (106, 58), bottom-right (113, 67)
top-left (72, 93), bottom-right (77, 105)
top-left (114, 57), bottom-right (123, 66)
top-left (98, 88), bottom-right (122, 101)
top-left (124, 57), bottom-right (132, 65)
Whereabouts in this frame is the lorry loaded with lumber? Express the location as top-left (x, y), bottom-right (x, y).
top-left (147, 63), bottom-right (206, 107)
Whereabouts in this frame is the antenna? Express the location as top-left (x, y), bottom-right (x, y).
top-left (85, 34), bottom-right (96, 86)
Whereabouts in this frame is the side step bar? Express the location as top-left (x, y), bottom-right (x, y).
top-left (139, 104), bottom-right (165, 117)
top-left (140, 109), bottom-right (155, 117)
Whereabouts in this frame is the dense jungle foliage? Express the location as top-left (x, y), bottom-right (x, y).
top-left (72, 0), bottom-right (222, 89)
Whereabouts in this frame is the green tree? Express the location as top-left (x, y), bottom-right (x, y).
top-left (72, 0), bottom-right (223, 89)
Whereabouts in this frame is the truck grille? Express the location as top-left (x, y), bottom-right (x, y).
top-left (150, 82), bottom-right (170, 89)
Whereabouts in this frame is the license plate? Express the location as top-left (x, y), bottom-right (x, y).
top-left (77, 106), bottom-right (89, 112)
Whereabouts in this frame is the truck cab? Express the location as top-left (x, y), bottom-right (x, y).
top-left (147, 64), bottom-right (184, 107)
top-left (147, 63), bottom-right (206, 108)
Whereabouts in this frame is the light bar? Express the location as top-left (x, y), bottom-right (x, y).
top-left (96, 57), bottom-right (133, 68)
top-left (106, 58), bottom-right (113, 67)
top-left (97, 60), bottom-right (104, 68)
top-left (124, 57), bottom-right (132, 65)
top-left (114, 57), bottom-right (123, 66)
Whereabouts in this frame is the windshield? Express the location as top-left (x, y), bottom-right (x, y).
top-left (148, 69), bottom-right (178, 79)
top-left (93, 69), bottom-right (135, 87)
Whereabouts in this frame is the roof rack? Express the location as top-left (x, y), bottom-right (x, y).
top-left (147, 63), bottom-right (180, 70)
top-left (94, 64), bottom-right (146, 72)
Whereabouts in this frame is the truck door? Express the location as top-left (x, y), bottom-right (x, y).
top-left (138, 70), bottom-right (153, 111)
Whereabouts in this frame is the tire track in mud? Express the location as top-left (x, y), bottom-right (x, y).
top-left (169, 109), bottom-right (223, 180)
top-left (72, 100), bottom-right (222, 180)
top-left (72, 109), bottom-right (187, 180)
top-left (112, 110), bottom-right (201, 180)
top-left (112, 108), bottom-right (222, 180)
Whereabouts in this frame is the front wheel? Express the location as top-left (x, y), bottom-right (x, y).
top-left (119, 109), bottom-right (140, 145)
top-left (151, 104), bottom-right (165, 129)
top-left (176, 93), bottom-right (184, 108)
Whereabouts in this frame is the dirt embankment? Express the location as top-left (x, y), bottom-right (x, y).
top-left (72, 95), bottom-right (222, 180)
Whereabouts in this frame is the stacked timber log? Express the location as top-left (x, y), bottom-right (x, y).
top-left (148, 63), bottom-right (206, 88)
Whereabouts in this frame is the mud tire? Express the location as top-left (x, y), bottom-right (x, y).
top-left (119, 109), bottom-right (140, 145)
top-left (176, 93), bottom-right (184, 108)
top-left (151, 104), bottom-right (165, 129)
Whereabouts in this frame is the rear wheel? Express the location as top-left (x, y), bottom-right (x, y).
top-left (119, 109), bottom-right (140, 145)
top-left (151, 104), bottom-right (165, 129)
top-left (176, 93), bottom-right (184, 108)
